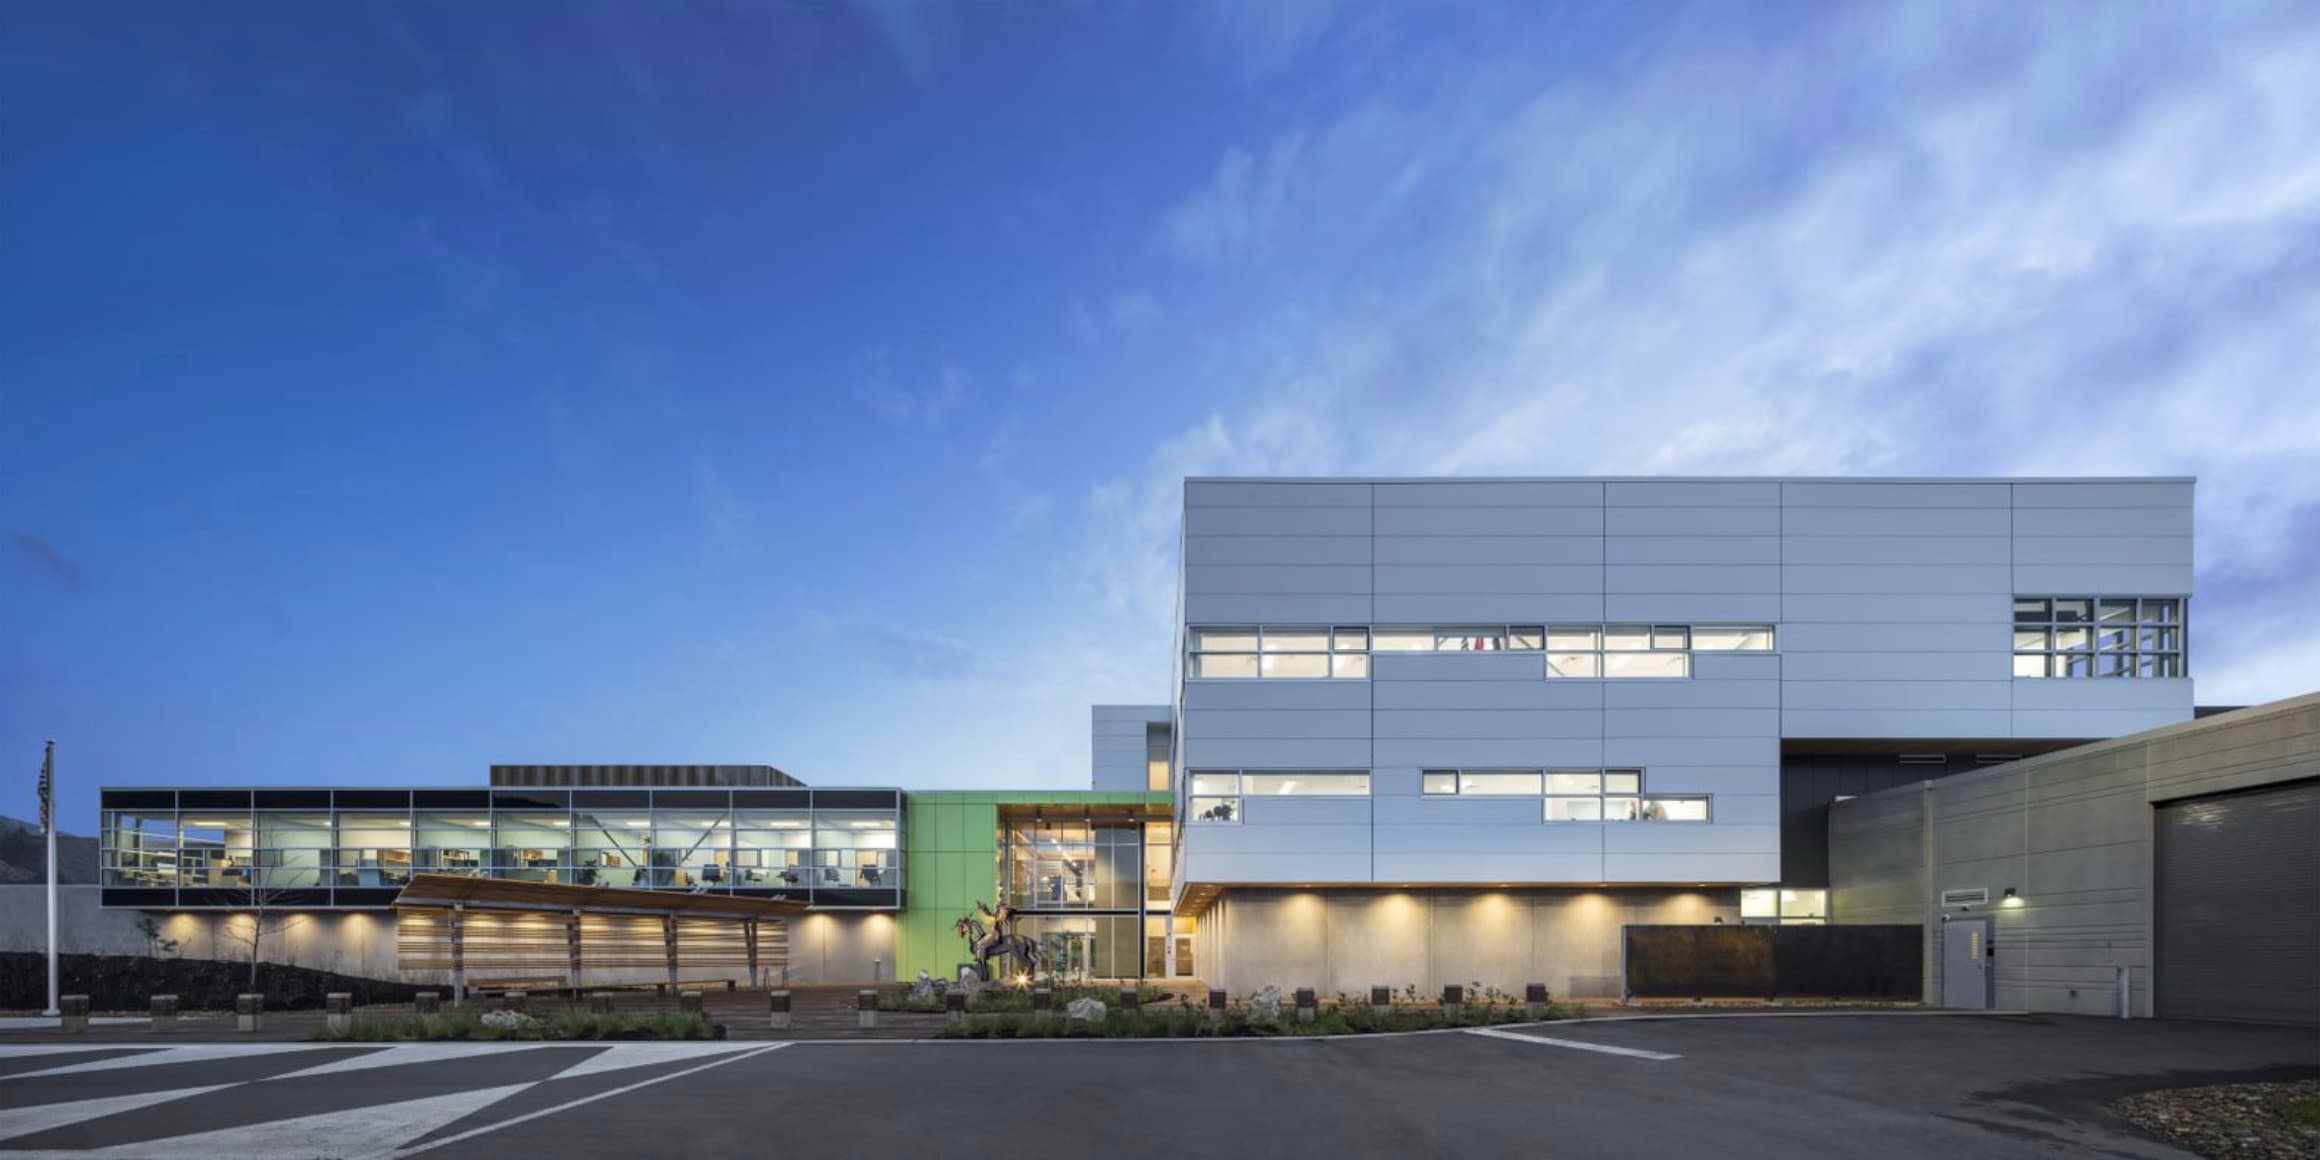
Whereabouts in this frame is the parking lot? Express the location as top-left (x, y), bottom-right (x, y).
top-left (3, 1013), bottom-right (2314, 1157)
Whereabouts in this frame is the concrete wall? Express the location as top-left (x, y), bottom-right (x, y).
top-left (1201, 886), bottom-right (1738, 998)
top-left (1829, 693), bottom-right (2320, 1017)
top-left (0, 887), bottom-right (894, 986)
top-left (1091, 705), bottom-right (1171, 792)
top-left (1178, 477), bottom-right (2195, 893)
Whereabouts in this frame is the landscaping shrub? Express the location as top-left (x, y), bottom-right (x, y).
top-left (312, 1009), bottom-right (724, 1042)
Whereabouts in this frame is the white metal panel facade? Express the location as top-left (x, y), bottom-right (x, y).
top-left (1174, 477), bottom-right (2197, 892)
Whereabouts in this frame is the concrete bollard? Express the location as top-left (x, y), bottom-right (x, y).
top-left (589, 991), bottom-right (615, 1016)
top-left (678, 991), bottom-right (703, 1016)
top-left (1295, 988), bottom-right (1317, 1023)
top-left (1370, 985), bottom-right (1392, 1019)
top-left (236, 993), bottom-right (265, 1033)
top-left (856, 989), bottom-right (878, 1029)
top-left (1441, 984), bottom-right (1463, 1021)
top-left (325, 992), bottom-right (353, 1034)
top-left (1206, 988), bottom-right (1227, 1024)
top-left (415, 991), bottom-right (441, 1031)
top-left (1032, 988), bottom-right (1054, 1016)
top-left (768, 990), bottom-right (792, 1031)
top-left (1525, 983), bottom-right (1549, 1019)
top-left (1117, 987), bottom-right (1139, 1012)
top-left (59, 995), bottom-right (90, 1033)
top-left (150, 994), bottom-right (179, 1034)
top-left (945, 989), bottom-right (967, 1024)
top-left (501, 991), bottom-right (527, 1015)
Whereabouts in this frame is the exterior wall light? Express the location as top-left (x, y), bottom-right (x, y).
top-left (2001, 888), bottom-right (2024, 908)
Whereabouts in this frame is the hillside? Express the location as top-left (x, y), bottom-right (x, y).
top-left (0, 815), bottom-right (99, 885)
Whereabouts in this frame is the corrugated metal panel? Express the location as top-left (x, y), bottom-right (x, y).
top-left (2155, 780), bottom-right (2320, 1027)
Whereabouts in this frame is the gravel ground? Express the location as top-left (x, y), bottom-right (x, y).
top-left (2113, 1079), bottom-right (2320, 1160)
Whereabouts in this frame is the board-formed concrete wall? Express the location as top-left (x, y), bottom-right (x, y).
top-left (1200, 886), bottom-right (1737, 998)
top-left (0, 886), bottom-right (896, 987)
top-left (1829, 693), bottom-right (2320, 1017)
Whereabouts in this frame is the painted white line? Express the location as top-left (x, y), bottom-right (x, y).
top-left (1572, 1009), bottom-right (2030, 1025)
top-left (7, 1044), bottom-right (334, 1080)
top-left (390, 1042), bottom-right (791, 1157)
top-left (266, 1043), bottom-right (552, 1082)
top-left (1463, 1027), bottom-right (1681, 1060)
top-left (0, 1083), bottom-right (239, 1143)
top-left (80, 1082), bottom-right (537, 1158)
top-left (545, 1041), bottom-right (766, 1082)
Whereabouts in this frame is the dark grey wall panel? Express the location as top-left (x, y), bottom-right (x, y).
top-left (2155, 780), bottom-right (2320, 1027)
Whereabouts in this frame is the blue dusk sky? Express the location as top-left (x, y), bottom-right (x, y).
top-left (5, 2), bottom-right (2318, 831)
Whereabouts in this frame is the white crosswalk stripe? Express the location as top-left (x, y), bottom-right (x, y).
top-left (69, 1082), bottom-right (538, 1159)
top-left (544, 1041), bottom-right (766, 1081)
top-left (5, 1045), bottom-right (332, 1080)
top-left (0, 1083), bottom-right (239, 1143)
top-left (263, 1042), bottom-right (552, 1082)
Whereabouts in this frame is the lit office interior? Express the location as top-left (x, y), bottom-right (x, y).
top-left (98, 787), bottom-right (904, 909)
top-left (1000, 815), bottom-right (1192, 979)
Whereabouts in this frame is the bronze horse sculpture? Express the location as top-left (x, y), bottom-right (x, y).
top-left (956, 900), bottom-right (1040, 983)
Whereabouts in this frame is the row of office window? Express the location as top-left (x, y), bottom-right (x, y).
top-left (1186, 769), bottom-right (1707, 824)
top-left (1422, 768), bottom-right (1710, 822)
top-left (100, 801), bottom-right (901, 893)
top-left (2012, 597), bottom-right (2186, 678)
top-left (1187, 624), bottom-right (1774, 681)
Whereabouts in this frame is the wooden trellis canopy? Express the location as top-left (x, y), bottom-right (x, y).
top-left (392, 874), bottom-right (805, 995)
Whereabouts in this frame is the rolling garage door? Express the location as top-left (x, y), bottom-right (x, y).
top-left (2154, 780), bottom-right (2320, 1027)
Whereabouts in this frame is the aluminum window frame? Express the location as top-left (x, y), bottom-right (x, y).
top-left (2012, 595), bottom-right (2186, 679)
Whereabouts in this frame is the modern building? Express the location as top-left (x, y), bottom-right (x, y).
top-left (89, 476), bottom-right (2223, 1000)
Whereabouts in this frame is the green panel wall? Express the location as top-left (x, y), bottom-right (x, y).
top-left (892, 790), bottom-right (1169, 981)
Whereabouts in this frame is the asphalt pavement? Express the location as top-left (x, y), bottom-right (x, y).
top-left (1, 1012), bottom-right (2313, 1158)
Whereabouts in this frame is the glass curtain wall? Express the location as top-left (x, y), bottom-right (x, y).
top-left (1001, 816), bottom-right (1172, 979)
top-left (733, 810), bottom-right (811, 888)
top-left (100, 789), bottom-right (903, 905)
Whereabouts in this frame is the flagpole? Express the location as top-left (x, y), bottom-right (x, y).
top-left (41, 739), bottom-right (59, 1018)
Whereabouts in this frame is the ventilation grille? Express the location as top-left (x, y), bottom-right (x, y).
top-left (1941, 888), bottom-right (1990, 907)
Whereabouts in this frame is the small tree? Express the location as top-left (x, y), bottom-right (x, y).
top-left (134, 915), bottom-right (180, 960)
top-left (226, 883), bottom-right (312, 990)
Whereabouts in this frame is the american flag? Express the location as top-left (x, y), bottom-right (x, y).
top-left (37, 740), bottom-right (53, 833)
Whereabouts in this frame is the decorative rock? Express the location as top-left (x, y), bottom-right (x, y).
top-left (768, 989), bottom-right (792, 1030)
top-left (1370, 985), bottom-right (1392, 1018)
top-left (1294, 987), bottom-right (1317, 1022)
top-left (236, 993), bottom-right (265, 1033)
top-left (1250, 984), bottom-right (1284, 1023)
top-left (910, 970), bottom-right (937, 1002)
top-left (678, 991), bottom-right (703, 1015)
top-left (480, 1009), bottom-right (540, 1032)
top-left (59, 994), bottom-right (90, 1033)
top-left (325, 992), bottom-right (353, 1034)
top-left (1065, 997), bottom-right (1107, 1023)
top-left (150, 994), bottom-right (180, 1034)
top-left (1526, 983), bottom-right (1549, 1018)
top-left (856, 988), bottom-right (878, 1029)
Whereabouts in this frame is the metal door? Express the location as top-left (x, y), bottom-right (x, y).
top-left (2156, 781), bottom-right (2320, 1026)
top-left (1942, 917), bottom-right (1990, 1008)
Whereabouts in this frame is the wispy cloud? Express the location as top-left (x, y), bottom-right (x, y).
top-left (1109, 0), bottom-right (2320, 705)
top-left (7, 532), bottom-right (87, 591)
top-left (853, 348), bottom-right (968, 427)
top-left (977, 419), bottom-right (1053, 524)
